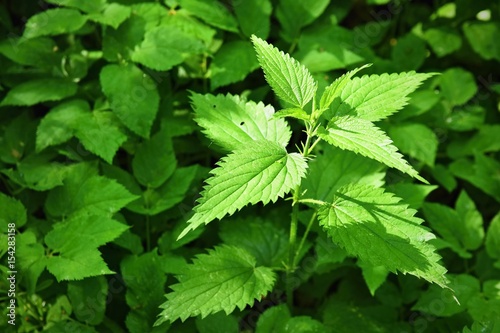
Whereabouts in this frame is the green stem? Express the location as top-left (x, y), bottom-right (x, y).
top-left (293, 211), bottom-right (317, 268)
top-left (146, 214), bottom-right (151, 252)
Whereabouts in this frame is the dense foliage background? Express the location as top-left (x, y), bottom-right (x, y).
top-left (0, 0), bottom-right (499, 332)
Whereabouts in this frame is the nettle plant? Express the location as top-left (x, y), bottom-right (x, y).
top-left (155, 36), bottom-right (450, 325)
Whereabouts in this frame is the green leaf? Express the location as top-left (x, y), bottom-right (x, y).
top-left (388, 123), bottom-right (438, 167)
top-left (319, 64), bottom-right (371, 111)
top-left (303, 145), bottom-right (384, 203)
top-left (46, 163), bottom-right (138, 218)
top-left (391, 33), bottom-right (426, 71)
top-left (127, 165), bottom-right (198, 216)
top-left (449, 154), bottom-right (500, 202)
top-left (0, 78), bottom-right (77, 107)
top-left (131, 25), bottom-right (205, 71)
top-left (439, 68), bottom-right (477, 106)
top-left (424, 26), bottom-right (462, 57)
top-left (358, 260), bottom-right (390, 296)
top-left (252, 35), bottom-right (317, 109)
top-left (0, 192), bottom-right (27, 229)
top-left (121, 251), bottom-right (169, 333)
top-left (219, 217), bottom-right (288, 267)
top-left (67, 276), bottom-right (108, 325)
top-left (255, 304), bottom-right (291, 333)
top-left (132, 129), bottom-right (177, 188)
top-left (195, 312), bottom-right (239, 333)
top-left (385, 183), bottom-right (437, 210)
top-left (210, 41), bottom-right (259, 90)
top-left (45, 0), bottom-right (106, 13)
top-left (88, 3), bottom-right (131, 28)
top-left (100, 63), bottom-right (160, 138)
top-left (412, 274), bottom-right (480, 316)
top-left (45, 215), bottom-right (128, 281)
top-left (0, 37), bottom-right (61, 68)
top-left (156, 245), bottom-right (276, 323)
top-left (486, 213), bottom-right (500, 261)
top-left (463, 21), bottom-right (500, 61)
top-left (447, 125), bottom-right (500, 158)
top-left (179, 0), bottom-right (238, 32)
top-left (179, 140), bottom-right (307, 238)
top-left (329, 72), bottom-right (435, 121)
top-left (455, 191), bottom-right (484, 251)
top-left (16, 231), bottom-right (47, 294)
top-left (317, 117), bottom-right (425, 182)
top-left (191, 93), bottom-right (291, 151)
top-left (2, 152), bottom-right (70, 191)
top-left (233, 0), bottom-right (272, 39)
top-left (273, 108), bottom-right (310, 121)
top-left (430, 164), bottom-right (457, 192)
top-left (318, 184), bottom-right (448, 287)
top-left (23, 8), bottom-right (87, 38)
top-left (276, 0), bottom-right (330, 41)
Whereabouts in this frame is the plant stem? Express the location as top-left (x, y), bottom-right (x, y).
top-left (294, 211), bottom-right (317, 268)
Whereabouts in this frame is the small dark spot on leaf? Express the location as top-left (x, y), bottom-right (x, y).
top-left (240, 122), bottom-right (245, 125)
top-left (213, 105), bottom-right (216, 108)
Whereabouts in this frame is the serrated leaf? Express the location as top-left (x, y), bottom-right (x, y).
top-left (328, 72), bottom-right (434, 122)
top-left (121, 251), bottom-right (168, 333)
top-left (388, 123), bottom-right (438, 167)
top-left (100, 63), bottom-right (160, 138)
top-left (179, 0), bottom-right (238, 32)
top-left (319, 64), bottom-right (371, 111)
top-left (191, 93), bottom-right (291, 151)
top-left (45, 215), bottom-right (128, 281)
top-left (303, 145), bottom-right (384, 203)
top-left (0, 78), bottom-right (77, 107)
top-left (318, 184), bottom-right (448, 287)
top-left (252, 35), bottom-right (317, 108)
top-left (318, 117), bottom-right (425, 182)
top-left (23, 8), bottom-right (87, 38)
top-left (233, 0), bottom-right (272, 39)
top-left (131, 25), bottom-right (205, 71)
top-left (179, 141), bottom-right (307, 238)
top-left (46, 162), bottom-right (138, 218)
top-left (219, 218), bottom-right (288, 267)
top-left (132, 129), bottom-right (177, 188)
top-left (156, 245), bottom-right (276, 324)
top-left (67, 276), bottom-right (108, 325)
top-left (210, 41), bottom-right (259, 90)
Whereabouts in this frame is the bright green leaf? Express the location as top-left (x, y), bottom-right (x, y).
top-left (252, 35), bottom-right (317, 109)
top-left (210, 41), bottom-right (259, 90)
top-left (318, 117), bottom-right (425, 182)
top-left (131, 25), bottom-right (205, 71)
top-left (156, 245), bottom-right (276, 323)
top-left (179, 140), bottom-right (307, 238)
top-left (329, 72), bottom-right (435, 121)
top-left (132, 129), bottom-right (177, 188)
top-left (388, 123), bottom-right (438, 167)
top-left (303, 145), bottom-right (384, 203)
top-left (276, 0), bottom-right (329, 41)
top-left (100, 63), bottom-right (160, 138)
top-left (359, 260), bottom-right (390, 296)
top-left (385, 183), bottom-right (437, 210)
top-left (424, 26), bottom-right (462, 57)
top-left (0, 78), bottom-right (77, 107)
top-left (191, 93), bottom-right (291, 151)
top-left (255, 304), bottom-right (291, 333)
top-left (0, 37), bottom-right (61, 68)
top-left (219, 217), bottom-right (288, 267)
top-left (318, 184), bottom-right (448, 287)
top-left (486, 213), bottom-right (500, 261)
top-left (463, 21), bottom-right (500, 61)
top-left (319, 64), bottom-right (371, 111)
top-left (430, 164), bottom-right (457, 192)
top-left (88, 3), bottom-right (131, 28)
top-left (273, 108), bottom-right (310, 121)
top-left (45, 215), bottom-right (128, 281)
top-left (23, 8), bottom-right (87, 38)
top-left (16, 231), bottom-right (46, 294)
top-left (0, 192), bottom-right (27, 229)
top-left (45, 0), bottom-right (106, 13)
top-left (455, 191), bottom-right (484, 251)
